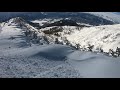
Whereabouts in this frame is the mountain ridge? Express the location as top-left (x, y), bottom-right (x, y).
top-left (0, 12), bottom-right (117, 25)
top-left (1, 14), bottom-right (120, 78)
top-left (1, 17), bottom-right (120, 57)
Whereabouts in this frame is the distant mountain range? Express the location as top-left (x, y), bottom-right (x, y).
top-left (1, 12), bottom-right (119, 26)
top-left (84, 12), bottom-right (120, 23)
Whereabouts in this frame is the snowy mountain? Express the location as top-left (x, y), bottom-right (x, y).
top-left (85, 12), bottom-right (120, 23)
top-left (0, 18), bottom-right (81, 78)
top-left (62, 25), bottom-right (120, 53)
top-left (0, 12), bottom-right (46, 22)
top-left (1, 15), bottom-right (120, 78)
top-left (0, 12), bottom-right (117, 25)
top-left (1, 17), bottom-right (120, 56)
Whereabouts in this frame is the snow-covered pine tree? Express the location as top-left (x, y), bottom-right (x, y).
top-left (100, 48), bottom-right (103, 53)
top-left (116, 47), bottom-right (120, 57)
top-left (87, 44), bottom-right (94, 52)
top-left (75, 44), bottom-right (81, 50)
top-left (55, 38), bottom-right (59, 44)
top-left (109, 49), bottom-right (117, 58)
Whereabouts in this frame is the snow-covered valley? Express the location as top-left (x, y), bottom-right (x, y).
top-left (1, 13), bottom-right (120, 78)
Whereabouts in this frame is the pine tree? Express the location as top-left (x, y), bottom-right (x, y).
top-left (116, 47), bottom-right (120, 57)
top-left (109, 49), bottom-right (113, 56)
top-left (87, 44), bottom-right (94, 52)
top-left (109, 49), bottom-right (117, 57)
top-left (55, 38), bottom-right (59, 44)
top-left (24, 31), bottom-right (28, 36)
top-left (33, 32), bottom-right (37, 39)
top-left (66, 40), bottom-right (70, 45)
top-left (75, 44), bottom-right (80, 50)
top-left (100, 48), bottom-right (103, 53)
top-left (43, 36), bottom-right (49, 44)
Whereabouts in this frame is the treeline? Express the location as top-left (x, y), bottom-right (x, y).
top-left (55, 38), bottom-right (120, 58)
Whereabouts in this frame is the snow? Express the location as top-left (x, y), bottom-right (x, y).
top-left (38, 24), bottom-right (120, 53)
top-left (35, 63), bottom-right (80, 78)
top-left (0, 23), bottom-right (80, 78)
top-left (84, 12), bottom-right (120, 23)
top-left (64, 24), bottom-right (120, 52)
top-left (1, 17), bottom-right (120, 78)
top-left (67, 50), bottom-right (120, 78)
top-left (0, 24), bottom-right (2, 33)
top-left (77, 23), bottom-right (92, 27)
top-left (31, 19), bottom-right (50, 26)
top-left (31, 18), bottom-right (62, 26)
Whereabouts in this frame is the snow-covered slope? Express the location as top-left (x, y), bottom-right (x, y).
top-left (31, 18), bottom-right (63, 26)
top-left (67, 50), bottom-right (120, 78)
top-left (1, 17), bottom-right (120, 78)
top-left (0, 18), bottom-right (80, 78)
top-left (64, 24), bottom-right (120, 53)
top-left (3, 17), bottom-right (119, 54)
top-left (37, 24), bottom-right (120, 54)
top-left (85, 12), bottom-right (120, 23)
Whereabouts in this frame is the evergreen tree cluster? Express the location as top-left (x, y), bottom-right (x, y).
top-left (108, 47), bottom-right (120, 57)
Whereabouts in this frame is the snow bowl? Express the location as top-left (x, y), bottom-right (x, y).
top-left (67, 51), bottom-right (100, 61)
top-left (31, 44), bottom-right (74, 61)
